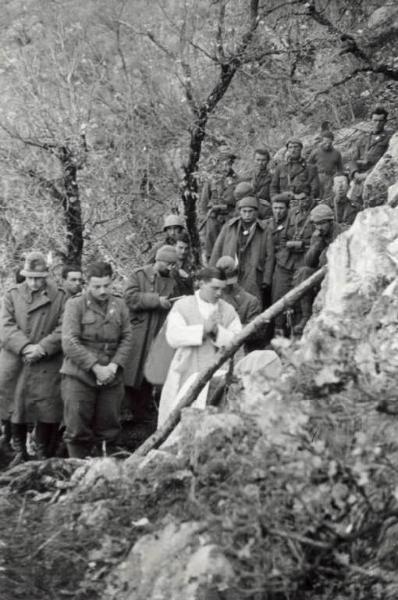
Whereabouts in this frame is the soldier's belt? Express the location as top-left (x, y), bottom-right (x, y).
top-left (83, 341), bottom-right (119, 353)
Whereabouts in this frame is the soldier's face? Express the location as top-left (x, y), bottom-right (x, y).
top-left (165, 226), bottom-right (183, 240)
top-left (155, 260), bottom-right (176, 276)
top-left (314, 221), bottom-right (333, 236)
top-left (87, 275), bottom-right (112, 302)
top-left (225, 275), bottom-right (238, 292)
top-left (239, 207), bottom-right (257, 225)
top-left (321, 137), bottom-right (333, 151)
top-left (272, 202), bottom-right (288, 223)
top-left (218, 158), bottom-right (232, 175)
top-left (297, 194), bottom-right (312, 211)
top-left (254, 153), bottom-right (269, 171)
top-left (25, 276), bottom-right (47, 292)
top-left (65, 271), bottom-right (83, 295)
top-left (371, 113), bottom-right (386, 134)
top-left (258, 201), bottom-right (272, 220)
top-left (333, 175), bottom-right (348, 199)
top-left (175, 241), bottom-right (189, 261)
top-left (199, 278), bottom-right (225, 304)
top-left (287, 143), bottom-right (302, 159)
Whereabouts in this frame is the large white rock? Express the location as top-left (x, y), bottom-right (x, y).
top-left (230, 350), bottom-right (308, 447)
top-left (102, 519), bottom-right (234, 600)
top-left (298, 205), bottom-right (398, 396)
top-left (363, 132), bottom-right (398, 207)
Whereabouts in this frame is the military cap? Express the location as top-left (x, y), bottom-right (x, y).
top-left (272, 192), bottom-right (292, 206)
top-left (286, 138), bottom-right (303, 149)
top-left (163, 214), bottom-right (185, 231)
top-left (238, 196), bottom-right (259, 210)
top-left (234, 181), bottom-right (254, 201)
top-left (310, 204), bottom-right (334, 223)
top-left (20, 251), bottom-right (49, 278)
top-left (155, 245), bottom-right (178, 263)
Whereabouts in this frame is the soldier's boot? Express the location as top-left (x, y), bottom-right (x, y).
top-left (0, 420), bottom-right (13, 454)
top-left (8, 423), bottom-right (29, 467)
top-left (66, 443), bottom-right (90, 459)
top-left (35, 422), bottom-right (60, 459)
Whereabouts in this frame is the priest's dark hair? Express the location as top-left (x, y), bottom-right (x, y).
top-left (196, 267), bottom-right (226, 282)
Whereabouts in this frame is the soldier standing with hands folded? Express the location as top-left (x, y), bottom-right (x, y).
top-left (61, 261), bottom-right (132, 458)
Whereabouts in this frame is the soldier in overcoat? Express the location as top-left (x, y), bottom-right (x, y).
top-left (124, 245), bottom-right (178, 427)
top-left (0, 252), bottom-right (66, 463)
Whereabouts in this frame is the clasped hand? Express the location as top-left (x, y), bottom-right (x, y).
top-left (93, 362), bottom-right (118, 386)
top-left (203, 314), bottom-right (219, 338)
top-left (22, 344), bottom-right (46, 364)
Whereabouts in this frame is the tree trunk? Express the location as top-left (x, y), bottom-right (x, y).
top-left (59, 147), bottom-right (84, 265)
top-left (135, 266), bottom-right (326, 457)
top-left (181, 1), bottom-right (260, 266)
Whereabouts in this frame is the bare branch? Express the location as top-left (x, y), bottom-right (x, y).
top-left (215, 0), bottom-right (226, 63)
top-left (306, 68), bottom-right (369, 104)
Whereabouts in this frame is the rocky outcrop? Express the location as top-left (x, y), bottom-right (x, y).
top-left (297, 205), bottom-right (398, 406)
top-left (363, 132), bottom-right (398, 207)
top-left (230, 350), bottom-right (308, 448)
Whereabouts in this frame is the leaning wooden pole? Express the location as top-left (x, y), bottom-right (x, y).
top-left (135, 266), bottom-right (327, 457)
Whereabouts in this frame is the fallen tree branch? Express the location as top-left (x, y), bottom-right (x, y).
top-left (135, 266), bottom-right (326, 456)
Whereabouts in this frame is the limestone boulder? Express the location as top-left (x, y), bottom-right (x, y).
top-left (367, 5), bottom-right (398, 38)
top-left (387, 180), bottom-right (398, 208)
top-left (102, 519), bottom-right (235, 600)
top-left (297, 205), bottom-right (398, 401)
top-left (363, 133), bottom-right (398, 207)
top-left (231, 350), bottom-right (308, 447)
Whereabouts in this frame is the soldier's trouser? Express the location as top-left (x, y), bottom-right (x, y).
top-left (293, 266), bottom-right (317, 322)
top-left (62, 376), bottom-right (124, 447)
top-left (35, 422), bottom-right (60, 458)
top-left (319, 173), bottom-right (333, 201)
top-left (125, 381), bottom-right (159, 423)
top-left (1, 419), bottom-right (11, 444)
top-left (272, 266), bottom-right (294, 329)
top-left (11, 423), bottom-right (28, 456)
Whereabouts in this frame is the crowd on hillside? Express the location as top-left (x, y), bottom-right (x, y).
top-left (0, 106), bottom-right (394, 467)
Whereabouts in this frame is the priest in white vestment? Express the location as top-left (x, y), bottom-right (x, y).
top-left (157, 267), bottom-right (241, 427)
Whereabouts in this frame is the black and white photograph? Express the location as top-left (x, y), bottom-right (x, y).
top-left (0, 0), bottom-right (397, 598)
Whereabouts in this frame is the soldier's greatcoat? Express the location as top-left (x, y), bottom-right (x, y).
top-left (0, 280), bottom-right (65, 423)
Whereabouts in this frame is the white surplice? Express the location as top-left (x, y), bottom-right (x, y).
top-left (157, 291), bottom-right (241, 427)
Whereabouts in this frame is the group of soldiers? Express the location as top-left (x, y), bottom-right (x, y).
top-left (0, 106), bottom-right (393, 467)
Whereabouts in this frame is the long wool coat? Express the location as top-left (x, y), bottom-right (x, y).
top-left (209, 217), bottom-right (275, 301)
top-left (0, 280), bottom-right (65, 423)
top-left (124, 265), bottom-right (177, 388)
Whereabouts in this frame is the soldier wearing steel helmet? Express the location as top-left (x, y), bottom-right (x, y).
top-left (146, 214), bottom-right (186, 264)
top-left (124, 245), bottom-right (179, 439)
